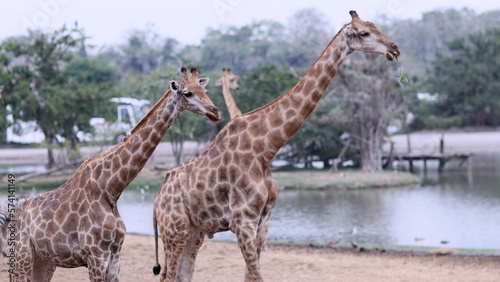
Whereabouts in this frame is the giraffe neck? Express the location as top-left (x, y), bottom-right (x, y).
top-left (245, 30), bottom-right (351, 161)
top-left (90, 90), bottom-right (181, 202)
top-left (222, 76), bottom-right (242, 119)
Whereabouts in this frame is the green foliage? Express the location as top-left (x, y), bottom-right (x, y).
top-left (237, 65), bottom-right (299, 113)
top-left (116, 65), bottom-right (178, 102)
top-left (199, 20), bottom-right (289, 74)
top-left (0, 51), bottom-right (13, 142)
top-left (387, 8), bottom-right (500, 75)
top-left (1, 24), bottom-right (117, 165)
top-left (428, 27), bottom-right (500, 126)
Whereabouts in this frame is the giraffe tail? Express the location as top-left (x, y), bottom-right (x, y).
top-left (152, 207), bottom-right (161, 275)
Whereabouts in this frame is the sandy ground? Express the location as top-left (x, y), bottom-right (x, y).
top-left (1, 234), bottom-right (499, 282)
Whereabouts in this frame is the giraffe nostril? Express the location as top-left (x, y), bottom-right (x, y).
top-left (210, 106), bottom-right (219, 113)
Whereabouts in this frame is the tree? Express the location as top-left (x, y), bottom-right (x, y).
top-left (427, 27), bottom-right (500, 127)
top-left (2, 24), bottom-right (116, 166)
top-left (0, 51), bottom-right (13, 142)
top-left (199, 20), bottom-right (288, 74)
top-left (58, 58), bottom-right (117, 155)
top-left (386, 8), bottom-right (500, 75)
top-left (120, 27), bottom-right (161, 73)
top-left (286, 8), bottom-right (333, 68)
top-left (331, 54), bottom-right (416, 171)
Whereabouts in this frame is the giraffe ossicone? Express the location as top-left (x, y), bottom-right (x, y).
top-left (153, 10), bottom-right (399, 282)
top-left (10, 67), bottom-right (220, 282)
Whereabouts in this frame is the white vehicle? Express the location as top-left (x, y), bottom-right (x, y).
top-left (6, 97), bottom-right (150, 144)
top-left (6, 112), bottom-right (46, 143)
top-left (81, 97), bottom-right (151, 143)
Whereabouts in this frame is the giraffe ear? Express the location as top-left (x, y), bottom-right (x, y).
top-left (215, 78), bottom-right (223, 86)
top-left (170, 80), bottom-right (179, 92)
top-left (344, 25), bottom-right (358, 37)
top-left (199, 78), bottom-right (209, 88)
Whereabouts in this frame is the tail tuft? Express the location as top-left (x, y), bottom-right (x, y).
top-left (153, 264), bottom-right (161, 275)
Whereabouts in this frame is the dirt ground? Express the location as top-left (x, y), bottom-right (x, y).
top-left (1, 234), bottom-right (499, 282)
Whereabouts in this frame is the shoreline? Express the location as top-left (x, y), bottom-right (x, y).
top-left (130, 232), bottom-right (500, 257)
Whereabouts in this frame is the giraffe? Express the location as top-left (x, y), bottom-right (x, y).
top-left (11, 67), bottom-right (221, 282)
top-left (215, 68), bottom-right (242, 119)
top-left (152, 11), bottom-right (400, 281)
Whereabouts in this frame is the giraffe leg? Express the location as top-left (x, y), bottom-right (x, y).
top-left (176, 227), bottom-right (205, 282)
top-left (32, 254), bottom-right (56, 282)
top-left (256, 208), bottom-right (272, 258)
top-left (256, 181), bottom-right (279, 258)
top-left (105, 250), bottom-right (122, 282)
top-left (86, 253), bottom-right (110, 282)
top-left (159, 211), bottom-right (191, 282)
top-left (106, 221), bottom-right (125, 282)
top-left (11, 226), bottom-right (33, 281)
top-left (44, 264), bottom-right (57, 281)
top-left (235, 223), bottom-right (263, 282)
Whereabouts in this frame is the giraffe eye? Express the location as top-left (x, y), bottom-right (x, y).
top-left (184, 91), bottom-right (193, 98)
top-left (360, 32), bottom-right (370, 37)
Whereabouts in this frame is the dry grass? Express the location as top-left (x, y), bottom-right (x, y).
top-left (272, 170), bottom-right (420, 190)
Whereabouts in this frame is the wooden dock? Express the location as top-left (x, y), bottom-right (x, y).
top-left (383, 133), bottom-right (473, 173)
top-left (382, 152), bottom-right (473, 173)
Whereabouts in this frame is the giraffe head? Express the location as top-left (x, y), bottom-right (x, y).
top-left (215, 68), bottom-right (240, 90)
top-left (342, 11), bottom-right (400, 61)
top-left (170, 67), bottom-right (222, 122)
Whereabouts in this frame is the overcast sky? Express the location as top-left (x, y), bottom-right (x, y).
top-left (1, 0), bottom-right (499, 48)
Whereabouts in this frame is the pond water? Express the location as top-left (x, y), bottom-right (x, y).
top-left (0, 163), bottom-right (46, 174)
top-left (2, 152), bottom-right (499, 250)
top-left (115, 152), bottom-right (500, 250)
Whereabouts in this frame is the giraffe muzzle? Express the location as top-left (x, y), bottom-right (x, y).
top-left (206, 107), bottom-right (222, 122)
top-left (387, 43), bottom-right (400, 61)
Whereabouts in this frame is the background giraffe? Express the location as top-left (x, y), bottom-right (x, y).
top-left (11, 67), bottom-right (221, 282)
top-left (152, 11), bottom-right (399, 282)
top-left (215, 68), bottom-right (242, 119)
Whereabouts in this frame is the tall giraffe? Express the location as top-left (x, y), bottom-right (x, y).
top-left (215, 68), bottom-right (242, 119)
top-left (153, 11), bottom-right (400, 281)
top-left (11, 67), bottom-right (221, 282)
